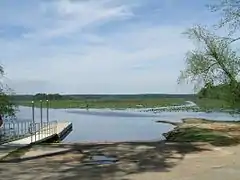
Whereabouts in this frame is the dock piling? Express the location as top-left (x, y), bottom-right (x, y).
top-left (46, 100), bottom-right (49, 124)
top-left (40, 100), bottom-right (43, 128)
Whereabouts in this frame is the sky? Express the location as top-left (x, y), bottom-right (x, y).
top-left (0, 0), bottom-right (221, 94)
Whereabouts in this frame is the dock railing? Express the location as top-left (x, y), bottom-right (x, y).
top-left (0, 100), bottom-right (59, 144)
top-left (0, 120), bottom-right (58, 144)
top-left (0, 120), bottom-right (32, 144)
top-left (30, 121), bottom-right (58, 143)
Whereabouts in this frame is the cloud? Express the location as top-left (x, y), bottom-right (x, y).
top-left (0, 0), bottom-right (213, 94)
top-left (23, 0), bottom-right (134, 40)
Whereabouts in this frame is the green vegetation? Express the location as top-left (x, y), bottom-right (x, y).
top-left (197, 83), bottom-right (240, 110)
top-left (178, 0), bottom-right (240, 110)
top-left (16, 97), bottom-right (187, 109)
top-left (178, 26), bottom-right (240, 107)
top-left (13, 91), bottom-right (236, 110)
top-left (13, 92), bottom-right (235, 111)
top-left (162, 118), bottom-right (240, 146)
top-left (171, 0), bottom-right (240, 145)
top-left (195, 98), bottom-right (234, 110)
top-left (0, 66), bottom-right (15, 117)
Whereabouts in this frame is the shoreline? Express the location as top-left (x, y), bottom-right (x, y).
top-left (157, 118), bottom-right (240, 146)
top-left (17, 104), bottom-right (239, 114)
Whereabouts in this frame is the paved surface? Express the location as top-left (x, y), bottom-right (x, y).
top-left (0, 144), bottom-right (25, 160)
top-left (0, 142), bottom-right (239, 180)
top-left (22, 146), bottom-right (72, 159)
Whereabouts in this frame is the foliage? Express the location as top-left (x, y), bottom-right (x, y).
top-left (0, 66), bottom-right (16, 117)
top-left (0, 92), bottom-right (15, 117)
top-left (198, 83), bottom-right (234, 100)
top-left (178, 25), bottom-right (240, 107)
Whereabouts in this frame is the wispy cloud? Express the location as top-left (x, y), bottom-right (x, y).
top-left (0, 0), bottom-right (215, 94)
top-left (24, 0), bottom-right (134, 40)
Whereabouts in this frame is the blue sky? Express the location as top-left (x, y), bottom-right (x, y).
top-left (0, 0), bottom-right (220, 94)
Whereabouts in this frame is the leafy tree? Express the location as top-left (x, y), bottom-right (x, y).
top-left (178, 26), bottom-right (240, 107)
top-left (0, 65), bottom-right (16, 117)
top-left (0, 93), bottom-right (15, 117)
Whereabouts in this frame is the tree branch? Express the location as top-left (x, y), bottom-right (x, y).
top-left (230, 36), bottom-right (240, 43)
top-left (203, 62), bottom-right (218, 73)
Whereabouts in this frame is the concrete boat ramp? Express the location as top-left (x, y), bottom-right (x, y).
top-left (0, 122), bottom-right (72, 160)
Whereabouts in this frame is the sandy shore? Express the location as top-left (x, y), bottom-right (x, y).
top-left (0, 141), bottom-right (239, 180)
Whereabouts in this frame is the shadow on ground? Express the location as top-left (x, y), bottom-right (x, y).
top-left (0, 141), bottom-right (211, 180)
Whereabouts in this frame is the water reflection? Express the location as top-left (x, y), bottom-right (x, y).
top-left (16, 106), bottom-right (239, 143)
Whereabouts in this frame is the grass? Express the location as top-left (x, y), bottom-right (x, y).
top-left (16, 98), bottom-right (186, 109)
top-left (165, 127), bottom-right (240, 146)
top-left (163, 118), bottom-right (240, 146)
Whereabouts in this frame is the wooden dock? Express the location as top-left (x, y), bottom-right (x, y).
top-left (0, 122), bottom-right (72, 160)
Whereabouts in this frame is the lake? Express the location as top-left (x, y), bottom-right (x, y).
top-left (15, 106), bottom-right (240, 143)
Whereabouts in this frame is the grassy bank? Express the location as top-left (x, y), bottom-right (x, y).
top-left (160, 118), bottom-right (240, 146)
top-left (16, 98), bottom-right (186, 109)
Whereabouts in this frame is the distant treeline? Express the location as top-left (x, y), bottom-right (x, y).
top-left (11, 93), bottom-right (66, 101)
top-left (11, 93), bottom-right (196, 101)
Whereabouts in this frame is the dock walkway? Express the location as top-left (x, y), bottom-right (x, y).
top-left (0, 122), bottom-right (72, 160)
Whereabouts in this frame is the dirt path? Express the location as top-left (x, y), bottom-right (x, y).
top-left (127, 145), bottom-right (240, 180)
top-left (0, 142), bottom-right (239, 180)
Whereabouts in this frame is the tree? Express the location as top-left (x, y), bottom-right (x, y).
top-left (0, 66), bottom-right (16, 117)
top-left (209, 0), bottom-right (240, 42)
top-left (178, 25), bottom-right (240, 106)
top-left (197, 83), bottom-right (238, 100)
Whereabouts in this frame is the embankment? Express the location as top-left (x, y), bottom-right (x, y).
top-left (157, 118), bottom-right (240, 146)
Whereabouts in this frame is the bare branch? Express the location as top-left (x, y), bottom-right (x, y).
top-left (230, 36), bottom-right (240, 43)
top-left (209, 0), bottom-right (240, 35)
top-left (0, 65), bottom-right (3, 75)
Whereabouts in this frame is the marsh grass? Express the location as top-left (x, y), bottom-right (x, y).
top-left (17, 98), bottom-right (186, 109)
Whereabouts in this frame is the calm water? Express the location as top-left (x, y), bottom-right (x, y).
top-left (15, 106), bottom-right (240, 142)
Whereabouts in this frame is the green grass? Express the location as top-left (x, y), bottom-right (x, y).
top-left (163, 118), bottom-right (240, 146)
top-left (165, 127), bottom-right (240, 146)
top-left (16, 98), bottom-right (186, 109)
